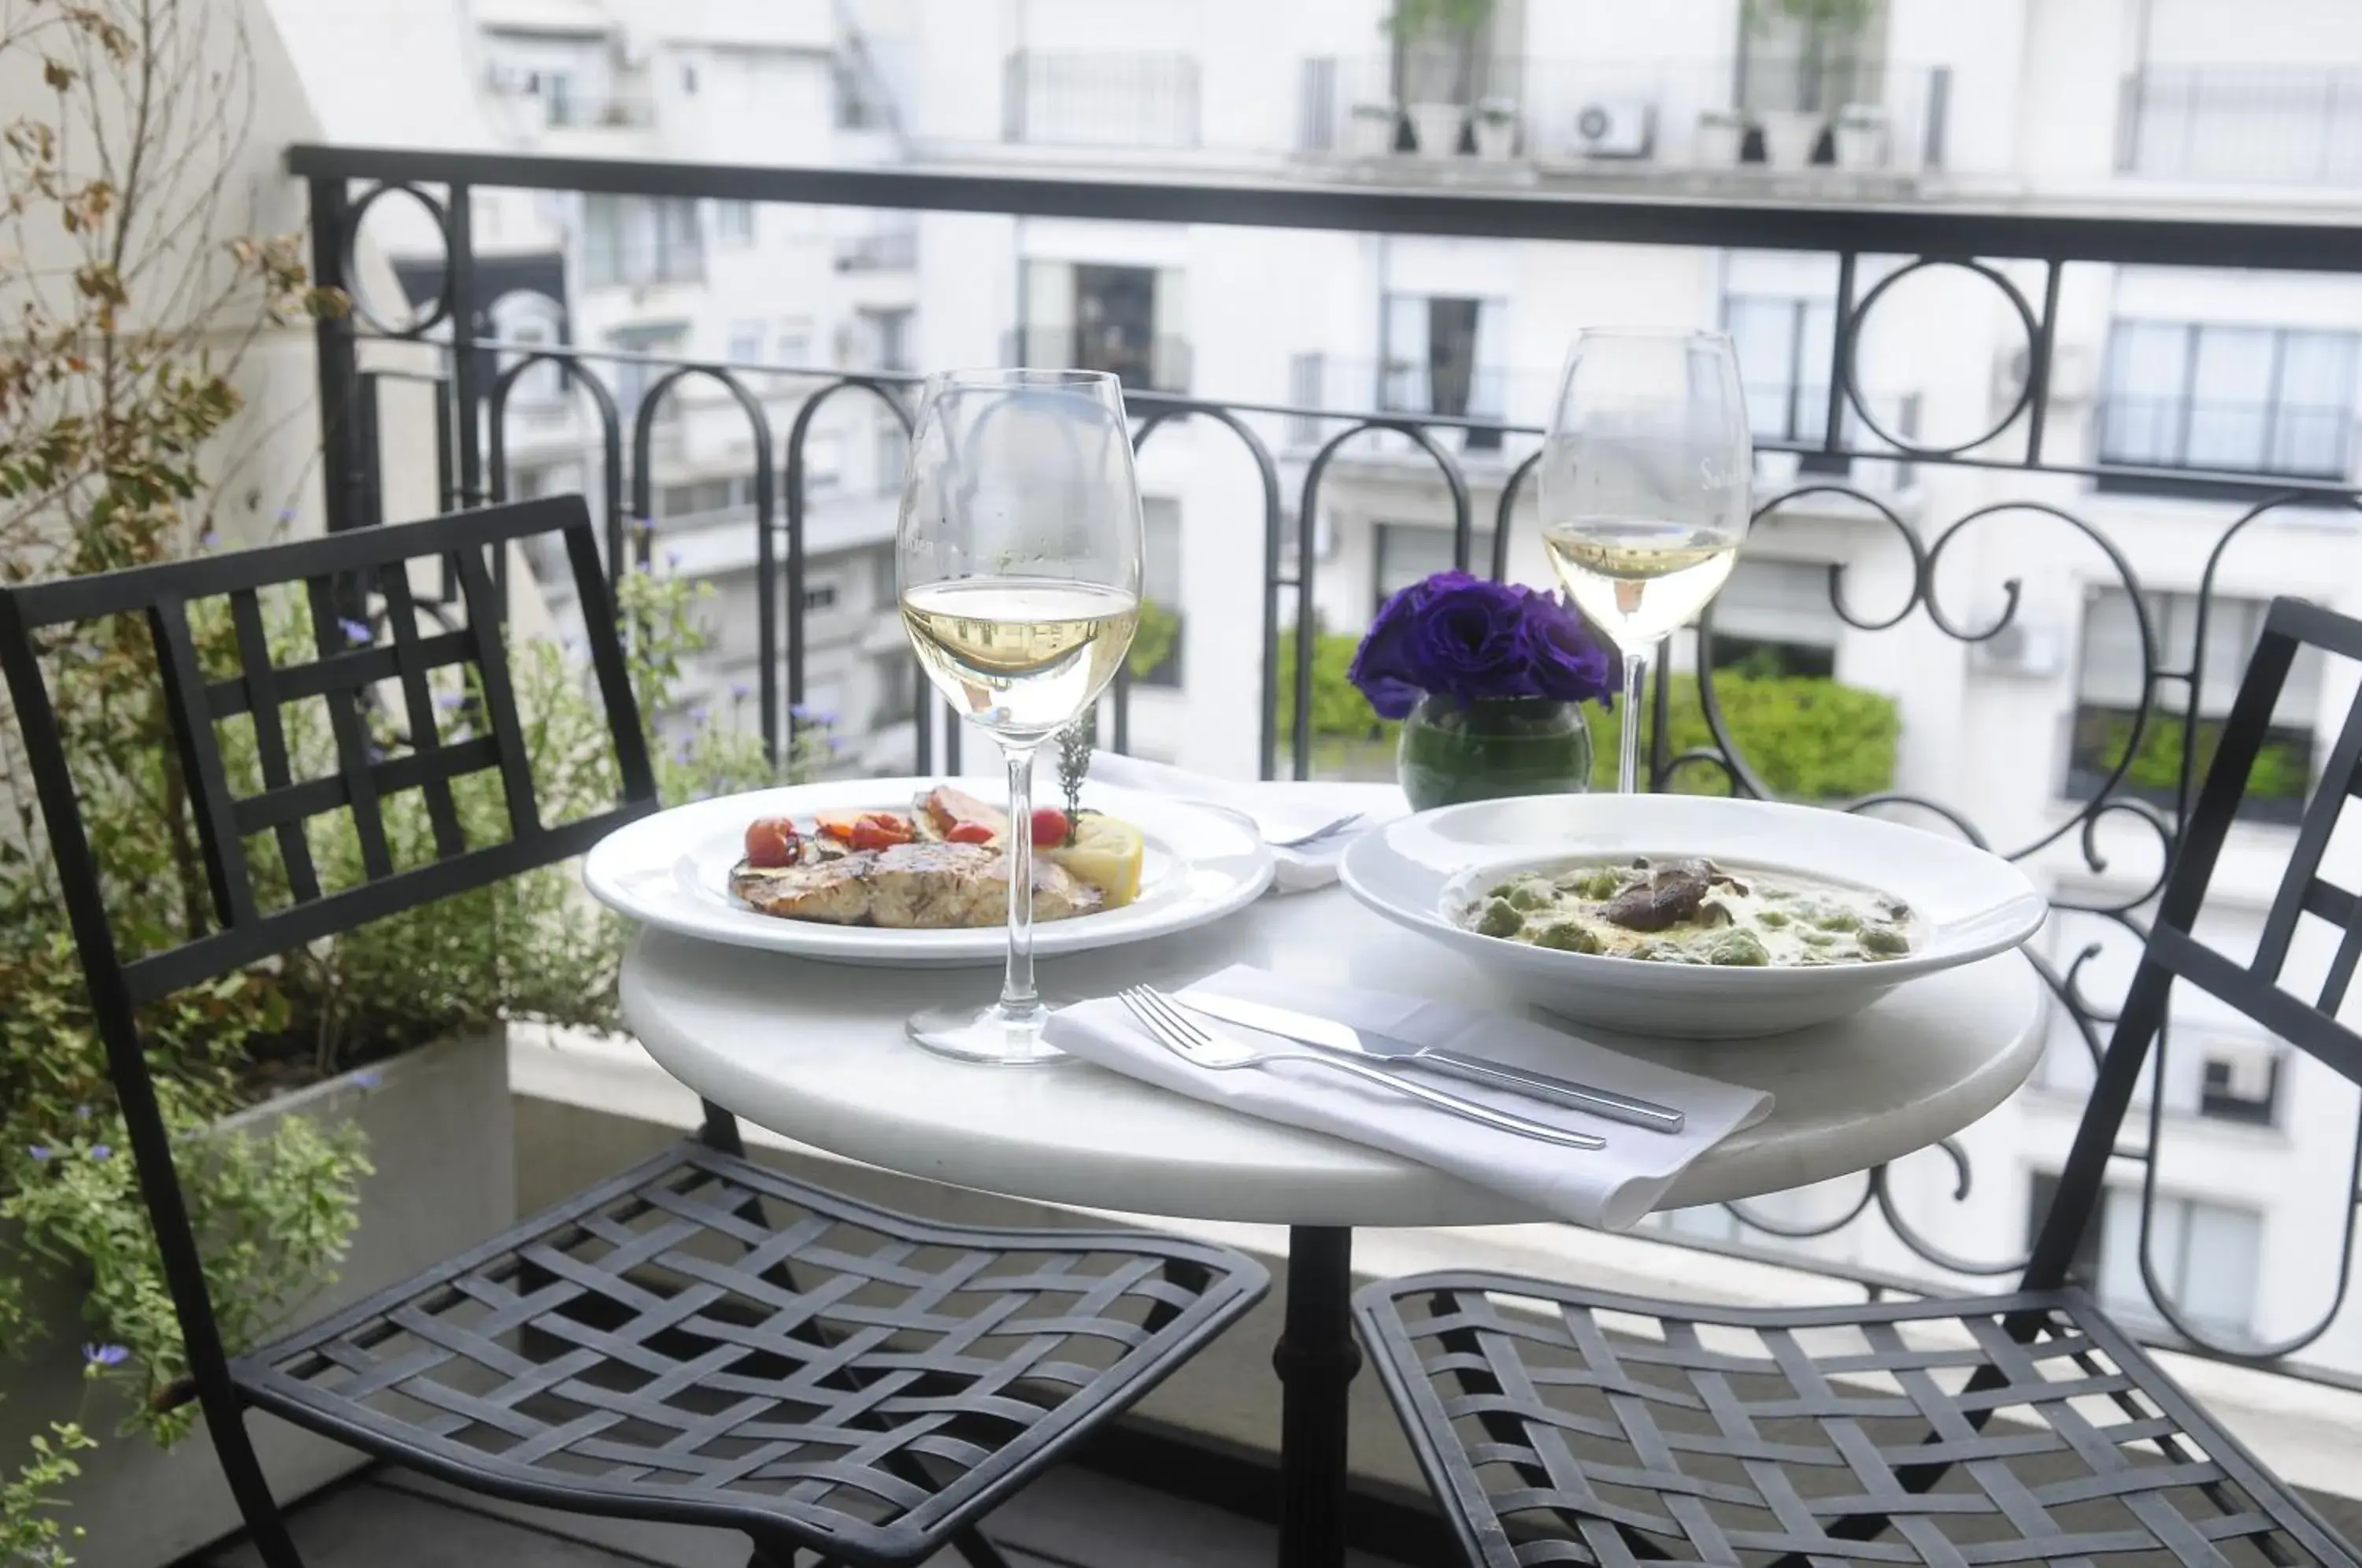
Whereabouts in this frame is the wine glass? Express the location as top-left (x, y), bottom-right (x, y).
top-left (1537, 328), bottom-right (1753, 793)
top-left (895, 368), bottom-right (1144, 1065)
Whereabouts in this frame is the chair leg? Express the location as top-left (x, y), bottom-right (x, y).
top-left (194, 1389), bottom-right (306, 1568)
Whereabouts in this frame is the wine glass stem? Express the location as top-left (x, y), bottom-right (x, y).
top-left (1619, 649), bottom-right (1649, 794)
top-left (1000, 743), bottom-right (1042, 1023)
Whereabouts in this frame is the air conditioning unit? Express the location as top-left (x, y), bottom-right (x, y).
top-left (1968, 620), bottom-right (2062, 678)
top-left (1572, 100), bottom-right (1656, 159)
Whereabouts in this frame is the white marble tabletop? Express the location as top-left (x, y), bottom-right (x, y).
top-left (620, 883), bottom-right (2046, 1230)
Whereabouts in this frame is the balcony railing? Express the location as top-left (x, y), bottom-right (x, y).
top-left (291, 143), bottom-right (2362, 1400)
top-left (1001, 50), bottom-right (1201, 151)
top-left (2118, 65), bottom-right (2362, 187)
top-left (836, 227), bottom-right (918, 272)
top-left (1297, 54), bottom-right (1949, 175)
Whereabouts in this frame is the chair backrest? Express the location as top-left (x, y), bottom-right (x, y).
top-left (2027, 595), bottom-right (2362, 1296)
top-left (0, 497), bottom-right (657, 1404)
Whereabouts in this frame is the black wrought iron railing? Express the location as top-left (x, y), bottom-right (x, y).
top-left (289, 142), bottom-right (2362, 1388)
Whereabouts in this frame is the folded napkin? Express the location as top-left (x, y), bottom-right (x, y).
top-left (1084, 752), bottom-right (1405, 893)
top-left (1044, 965), bottom-right (1774, 1230)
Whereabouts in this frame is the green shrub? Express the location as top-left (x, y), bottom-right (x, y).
top-left (2086, 708), bottom-right (2309, 801)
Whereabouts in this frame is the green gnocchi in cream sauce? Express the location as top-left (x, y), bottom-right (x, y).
top-left (1457, 856), bottom-right (1919, 967)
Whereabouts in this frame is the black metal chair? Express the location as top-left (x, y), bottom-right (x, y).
top-left (0, 496), bottom-right (1268, 1568)
top-left (1354, 594), bottom-right (2362, 1568)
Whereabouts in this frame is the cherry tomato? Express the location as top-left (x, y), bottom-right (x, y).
top-left (848, 812), bottom-right (916, 852)
top-left (1030, 807), bottom-right (1071, 847)
top-left (946, 819), bottom-right (998, 845)
top-left (743, 816), bottom-right (801, 868)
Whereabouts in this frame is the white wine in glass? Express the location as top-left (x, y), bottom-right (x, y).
top-left (1538, 330), bottom-right (1753, 793)
top-left (895, 369), bottom-right (1144, 1066)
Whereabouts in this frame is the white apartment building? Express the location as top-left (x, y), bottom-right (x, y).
top-left (269, 0), bottom-right (2362, 1386)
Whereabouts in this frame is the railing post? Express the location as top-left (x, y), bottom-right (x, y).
top-left (1923, 66), bottom-right (1950, 172)
top-left (307, 176), bottom-right (366, 534)
top-left (446, 182), bottom-right (485, 508)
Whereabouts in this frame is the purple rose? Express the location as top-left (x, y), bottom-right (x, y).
top-left (1413, 574), bottom-right (1540, 704)
top-left (1349, 570), bottom-right (1616, 717)
top-left (1348, 576), bottom-right (1442, 720)
top-left (1515, 588), bottom-right (1615, 708)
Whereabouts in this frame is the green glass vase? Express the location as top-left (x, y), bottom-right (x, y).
top-left (1396, 694), bottom-right (1594, 812)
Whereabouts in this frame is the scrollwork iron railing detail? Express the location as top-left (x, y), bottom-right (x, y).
top-left (296, 146), bottom-right (2362, 1385)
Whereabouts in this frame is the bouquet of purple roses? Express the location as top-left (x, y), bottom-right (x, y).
top-left (1349, 570), bottom-right (1615, 719)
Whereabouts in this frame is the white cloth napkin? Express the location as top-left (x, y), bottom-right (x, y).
top-left (1043, 965), bottom-right (1774, 1231)
top-left (1083, 752), bottom-right (1405, 893)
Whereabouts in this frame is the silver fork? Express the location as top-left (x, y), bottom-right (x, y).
top-left (1262, 812), bottom-right (1364, 850)
top-left (1117, 986), bottom-right (1607, 1150)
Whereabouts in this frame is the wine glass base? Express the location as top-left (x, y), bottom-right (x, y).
top-left (905, 999), bottom-right (1075, 1067)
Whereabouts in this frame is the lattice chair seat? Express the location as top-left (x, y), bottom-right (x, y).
top-left (1357, 1274), bottom-right (2356, 1568)
top-left (236, 1141), bottom-right (1264, 1566)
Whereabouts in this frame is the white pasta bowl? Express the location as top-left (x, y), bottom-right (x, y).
top-left (1338, 793), bottom-right (2047, 1038)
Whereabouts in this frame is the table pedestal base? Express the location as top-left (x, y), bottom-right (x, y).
top-left (1275, 1226), bottom-right (1361, 1568)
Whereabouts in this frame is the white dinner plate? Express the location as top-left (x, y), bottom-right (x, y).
top-left (1339, 793), bottom-right (2047, 1038)
top-left (583, 777), bottom-right (1275, 967)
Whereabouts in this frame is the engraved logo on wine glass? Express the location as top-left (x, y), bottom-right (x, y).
top-left (1698, 457), bottom-right (1742, 490)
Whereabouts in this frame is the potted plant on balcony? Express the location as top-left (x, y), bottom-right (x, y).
top-left (1743, 0), bottom-right (1875, 167)
top-left (1834, 102), bottom-right (1890, 168)
top-left (1472, 97), bottom-right (1520, 160)
top-left (1695, 107), bottom-right (1748, 165)
top-left (1349, 99), bottom-right (1401, 157)
top-left (0, 9), bottom-right (798, 1564)
top-left (1388, 0), bottom-right (1491, 157)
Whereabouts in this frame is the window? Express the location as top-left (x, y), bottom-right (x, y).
top-left (713, 200), bottom-right (755, 247)
top-left (726, 319), bottom-right (764, 364)
top-left (774, 318), bottom-right (813, 370)
top-left (872, 652), bottom-right (916, 724)
top-left (1133, 498), bottom-right (1184, 689)
top-left (1707, 557), bottom-right (1839, 677)
top-left (1374, 522), bottom-right (1495, 612)
top-left (658, 478), bottom-right (733, 518)
top-left (1738, 0), bottom-right (1884, 118)
top-left (855, 307), bottom-right (915, 374)
top-left (605, 323), bottom-right (689, 420)
top-left (1020, 261), bottom-right (1187, 392)
top-left (542, 71), bottom-right (577, 128)
top-left (2198, 1041), bottom-right (2281, 1126)
top-left (2097, 321), bottom-right (2358, 486)
top-left (2027, 1174), bottom-right (2261, 1343)
top-left (1725, 294), bottom-right (1853, 470)
top-left (2070, 588), bottom-right (2319, 823)
top-left (874, 420), bottom-right (909, 495)
top-left (582, 196), bottom-right (705, 287)
top-left (1380, 294), bottom-right (1507, 451)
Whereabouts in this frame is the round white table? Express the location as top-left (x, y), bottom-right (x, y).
top-left (621, 884), bottom-right (2045, 1568)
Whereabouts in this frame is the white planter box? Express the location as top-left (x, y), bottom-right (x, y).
top-left (1760, 109), bottom-right (1827, 168)
top-left (1472, 116), bottom-right (1518, 160)
top-left (1694, 113), bottom-right (1746, 166)
top-left (1347, 107), bottom-right (1397, 157)
top-left (0, 1030), bottom-right (515, 1568)
top-left (1835, 109), bottom-right (1890, 170)
top-left (1407, 101), bottom-right (1464, 157)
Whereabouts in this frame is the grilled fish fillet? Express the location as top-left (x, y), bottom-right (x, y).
top-left (731, 841), bottom-right (1101, 928)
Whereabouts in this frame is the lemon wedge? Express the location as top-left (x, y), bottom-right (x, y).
top-left (1046, 812), bottom-right (1146, 908)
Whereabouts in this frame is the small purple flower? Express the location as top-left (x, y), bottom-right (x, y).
top-left (729, 681), bottom-right (752, 702)
top-left (28, 1145), bottom-right (51, 1163)
top-left (435, 690), bottom-right (467, 710)
top-left (83, 1344), bottom-right (130, 1368)
top-left (664, 549), bottom-right (683, 569)
top-left (672, 738), bottom-right (694, 762)
top-left (72, 1104), bottom-right (90, 1120)
top-left (276, 507), bottom-right (298, 524)
top-left (199, 529), bottom-right (220, 549)
top-left (687, 703), bottom-right (709, 724)
top-left (88, 1145), bottom-right (112, 1162)
top-left (352, 1071), bottom-right (383, 1091)
top-left (366, 742), bottom-right (388, 764)
top-left (340, 617), bottom-right (372, 645)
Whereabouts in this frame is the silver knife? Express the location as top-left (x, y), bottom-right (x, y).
top-left (1176, 992), bottom-right (1687, 1134)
